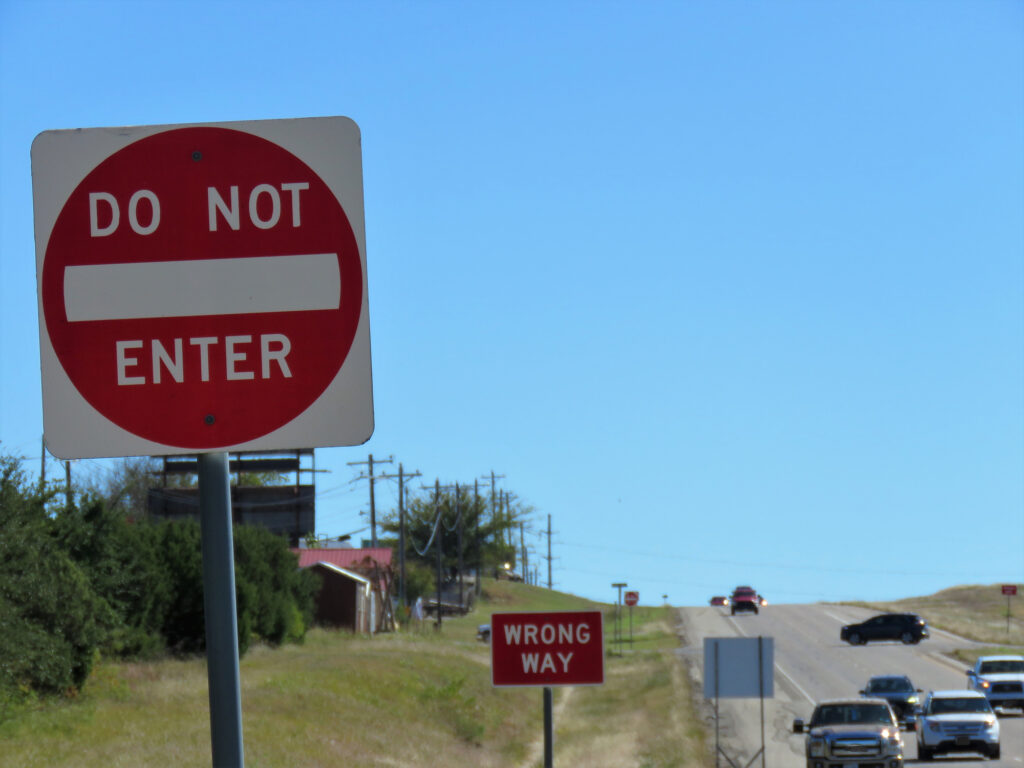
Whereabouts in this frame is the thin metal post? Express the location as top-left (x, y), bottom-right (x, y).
top-left (544, 686), bottom-right (554, 768)
top-left (759, 636), bottom-right (766, 768)
top-left (714, 640), bottom-right (720, 768)
top-left (198, 452), bottom-right (245, 768)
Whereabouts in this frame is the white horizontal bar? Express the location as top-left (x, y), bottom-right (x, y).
top-left (64, 253), bottom-right (341, 322)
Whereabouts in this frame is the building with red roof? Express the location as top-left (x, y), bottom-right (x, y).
top-left (292, 547), bottom-right (395, 633)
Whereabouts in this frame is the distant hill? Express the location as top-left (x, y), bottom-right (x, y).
top-left (854, 583), bottom-right (1024, 647)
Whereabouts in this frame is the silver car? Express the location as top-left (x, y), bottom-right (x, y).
top-left (916, 689), bottom-right (1000, 761)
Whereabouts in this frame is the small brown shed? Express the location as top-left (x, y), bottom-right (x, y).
top-left (292, 547), bottom-right (396, 633)
top-left (307, 562), bottom-right (372, 633)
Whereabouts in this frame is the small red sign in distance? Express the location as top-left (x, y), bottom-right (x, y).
top-left (1002, 585), bottom-right (1018, 596)
top-left (491, 611), bottom-right (604, 687)
top-left (624, 591), bottom-right (639, 606)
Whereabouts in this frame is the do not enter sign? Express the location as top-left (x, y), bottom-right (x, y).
top-left (32, 118), bottom-right (372, 458)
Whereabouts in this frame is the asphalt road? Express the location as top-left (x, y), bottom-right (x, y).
top-left (677, 603), bottom-right (1024, 768)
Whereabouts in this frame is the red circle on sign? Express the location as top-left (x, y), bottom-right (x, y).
top-left (42, 127), bottom-right (362, 449)
top-left (624, 592), bottom-right (638, 606)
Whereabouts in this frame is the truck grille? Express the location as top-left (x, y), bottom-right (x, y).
top-left (831, 738), bottom-right (882, 758)
top-left (992, 682), bottom-right (1022, 694)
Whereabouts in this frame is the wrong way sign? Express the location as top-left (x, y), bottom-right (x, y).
top-left (32, 117), bottom-right (372, 458)
top-left (491, 611), bottom-right (604, 687)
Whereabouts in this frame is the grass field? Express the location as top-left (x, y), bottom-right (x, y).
top-left (853, 583), bottom-right (1024, 664)
top-left (0, 581), bottom-right (711, 768)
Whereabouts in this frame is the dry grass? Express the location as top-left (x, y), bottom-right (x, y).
top-left (545, 609), bottom-right (712, 768)
top-left (852, 583), bottom-right (1024, 647)
top-left (0, 583), bottom-right (708, 768)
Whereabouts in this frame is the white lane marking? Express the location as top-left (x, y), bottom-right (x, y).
top-left (64, 253), bottom-right (341, 321)
top-left (824, 610), bottom-right (848, 623)
top-left (726, 616), bottom-right (747, 636)
top-left (725, 612), bottom-right (814, 705)
top-left (776, 662), bottom-right (815, 706)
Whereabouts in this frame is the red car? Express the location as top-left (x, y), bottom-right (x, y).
top-left (730, 586), bottom-right (760, 615)
top-left (710, 596), bottom-right (729, 607)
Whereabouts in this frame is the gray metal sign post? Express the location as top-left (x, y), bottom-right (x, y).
top-left (544, 686), bottom-right (554, 768)
top-left (198, 452), bottom-right (245, 767)
top-left (704, 636), bottom-right (773, 768)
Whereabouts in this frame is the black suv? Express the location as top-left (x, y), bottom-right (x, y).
top-left (859, 675), bottom-right (922, 726)
top-left (841, 613), bottom-right (929, 645)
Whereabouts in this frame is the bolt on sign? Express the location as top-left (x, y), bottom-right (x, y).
top-left (491, 611), bottom-right (604, 687)
top-left (31, 117), bottom-right (372, 459)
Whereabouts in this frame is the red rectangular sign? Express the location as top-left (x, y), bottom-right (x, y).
top-left (1002, 585), bottom-right (1018, 596)
top-left (491, 611), bottom-right (604, 687)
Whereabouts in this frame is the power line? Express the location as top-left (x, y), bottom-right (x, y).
top-left (346, 453), bottom-right (393, 548)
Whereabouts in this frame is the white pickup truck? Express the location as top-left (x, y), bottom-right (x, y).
top-left (966, 655), bottom-right (1024, 711)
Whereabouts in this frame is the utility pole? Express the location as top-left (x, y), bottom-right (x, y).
top-left (347, 453), bottom-right (393, 548)
top-left (400, 466), bottom-right (408, 609)
top-left (434, 479), bottom-right (443, 630)
top-left (546, 514), bottom-right (552, 588)
top-left (40, 436), bottom-right (46, 487)
top-left (474, 479), bottom-right (482, 596)
top-left (519, 522), bottom-right (528, 585)
top-left (377, 464), bottom-right (421, 610)
top-left (482, 469), bottom-right (505, 533)
top-left (456, 483), bottom-right (467, 610)
top-left (430, 480), bottom-right (466, 619)
top-left (540, 513), bottom-right (557, 589)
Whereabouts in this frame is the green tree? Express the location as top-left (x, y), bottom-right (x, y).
top-left (0, 452), bottom-right (109, 710)
top-left (380, 485), bottom-right (529, 592)
top-left (51, 495), bottom-right (172, 657)
top-left (154, 519), bottom-right (206, 653)
top-left (233, 524), bottom-right (317, 651)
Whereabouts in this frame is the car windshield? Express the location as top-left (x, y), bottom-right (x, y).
top-left (867, 678), bottom-right (912, 694)
top-left (927, 698), bottom-right (992, 715)
top-left (813, 704), bottom-right (893, 726)
top-left (979, 660), bottom-right (1024, 674)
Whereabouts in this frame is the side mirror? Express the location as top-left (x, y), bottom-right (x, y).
top-left (966, 669), bottom-right (975, 676)
top-left (916, 688), bottom-right (923, 693)
top-left (793, 718), bottom-right (805, 734)
top-left (858, 689), bottom-right (866, 695)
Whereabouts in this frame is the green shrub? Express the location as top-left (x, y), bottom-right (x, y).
top-left (0, 456), bottom-right (109, 701)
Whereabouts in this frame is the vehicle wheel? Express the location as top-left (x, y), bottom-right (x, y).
top-left (917, 742), bottom-right (933, 761)
top-left (901, 631), bottom-right (914, 644)
top-left (988, 744), bottom-right (1000, 760)
top-left (753, 607), bottom-right (759, 614)
top-left (848, 632), bottom-right (861, 645)
top-left (731, 607), bottom-right (736, 615)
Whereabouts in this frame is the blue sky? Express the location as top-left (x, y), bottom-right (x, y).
top-left (1, 0), bottom-right (1021, 606)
